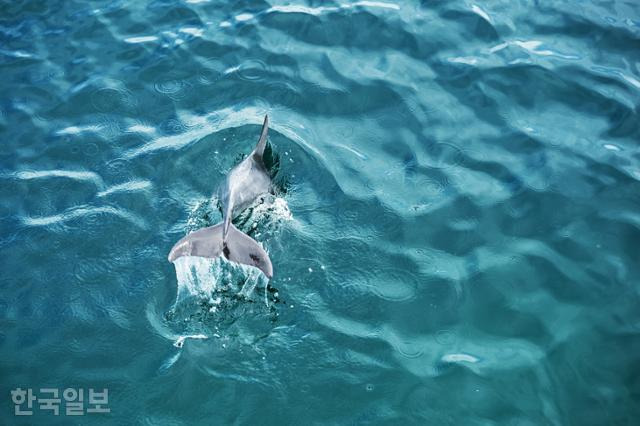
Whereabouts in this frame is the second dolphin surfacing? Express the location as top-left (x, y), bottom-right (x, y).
top-left (168, 115), bottom-right (274, 278)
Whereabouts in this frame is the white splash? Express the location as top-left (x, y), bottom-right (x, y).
top-left (172, 255), bottom-right (268, 303)
top-left (173, 256), bottom-right (220, 300)
top-left (173, 334), bottom-right (208, 348)
top-left (247, 196), bottom-right (292, 222)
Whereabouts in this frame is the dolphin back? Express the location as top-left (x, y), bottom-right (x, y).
top-left (168, 222), bottom-right (273, 279)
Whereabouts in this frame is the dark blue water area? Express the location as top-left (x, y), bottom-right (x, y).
top-left (1, 0), bottom-right (640, 424)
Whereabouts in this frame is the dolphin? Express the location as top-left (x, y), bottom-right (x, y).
top-left (168, 115), bottom-right (274, 278)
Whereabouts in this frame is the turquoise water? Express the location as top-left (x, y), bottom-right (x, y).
top-left (2, 0), bottom-right (640, 424)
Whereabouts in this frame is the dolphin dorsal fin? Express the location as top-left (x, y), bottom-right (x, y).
top-left (254, 114), bottom-right (269, 159)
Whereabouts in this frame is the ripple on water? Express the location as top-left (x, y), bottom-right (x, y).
top-left (157, 196), bottom-right (183, 225)
top-left (323, 241), bottom-right (380, 312)
top-left (81, 208), bottom-right (111, 229)
top-left (393, 339), bottom-right (425, 359)
top-left (370, 203), bottom-right (405, 240)
top-left (82, 142), bottom-right (100, 157)
top-left (91, 87), bottom-right (136, 113)
top-left (368, 267), bottom-right (419, 302)
top-left (105, 158), bottom-right (135, 180)
top-left (423, 142), bottom-right (464, 169)
top-left (264, 80), bottom-right (302, 108)
top-left (154, 78), bottom-right (190, 99)
top-left (96, 115), bottom-right (124, 141)
top-left (523, 168), bottom-right (553, 192)
top-left (435, 329), bottom-right (458, 346)
top-left (422, 274), bottom-right (464, 312)
top-left (20, 227), bottom-right (55, 255)
top-left (395, 174), bottom-right (447, 213)
top-left (160, 118), bottom-right (188, 135)
top-left (196, 58), bottom-right (226, 84)
top-left (324, 263), bottom-right (372, 310)
top-left (234, 59), bottom-right (268, 81)
top-left (73, 257), bottom-right (113, 285)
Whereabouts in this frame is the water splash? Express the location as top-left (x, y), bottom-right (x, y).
top-left (186, 194), bottom-right (292, 237)
top-left (162, 194), bottom-right (291, 346)
top-left (164, 254), bottom-right (282, 349)
top-left (173, 334), bottom-right (208, 348)
top-left (171, 255), bottom-right (268, 304)
top-left (234, 194), bottom-right (293, 239)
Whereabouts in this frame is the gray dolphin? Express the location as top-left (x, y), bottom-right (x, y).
top-left (168, 115), bottom-right (273, 278)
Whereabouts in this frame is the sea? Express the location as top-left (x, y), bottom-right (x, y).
top-left (1, 0), bottom-right (639, 424)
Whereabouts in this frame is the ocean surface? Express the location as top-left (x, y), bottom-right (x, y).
top-left (2, 0), bottom-right (640, 424)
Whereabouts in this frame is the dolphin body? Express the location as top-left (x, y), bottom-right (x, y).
top-left (168, 115), bottom-right (273, 278)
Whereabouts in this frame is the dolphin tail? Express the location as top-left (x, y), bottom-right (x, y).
top-left (254, 114), bottom-right (269, 159)
top-left (224, 223), bottom-right (273, 279)
top-left (168, 223), bottom-right (273, 279)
